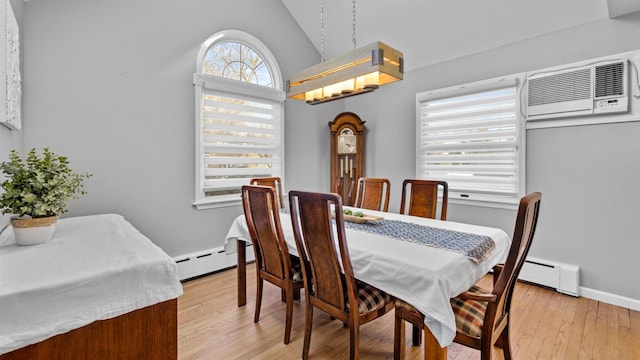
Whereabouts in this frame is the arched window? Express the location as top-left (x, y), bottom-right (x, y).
top-left (201, 41), bottom-right (273, 86)
top-left (193, 30), bottom-right (285, 209)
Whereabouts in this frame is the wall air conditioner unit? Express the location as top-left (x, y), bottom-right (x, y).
top-left (526, 60), bottom-right (629, 120)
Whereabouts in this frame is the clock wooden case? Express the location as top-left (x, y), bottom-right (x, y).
top-left (329, 112), bottom-right (365, 206)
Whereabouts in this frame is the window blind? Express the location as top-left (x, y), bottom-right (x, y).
top-left (417, 85), bottom-right (521, 205)
top-left (200, 88), bottom-right (283, 202)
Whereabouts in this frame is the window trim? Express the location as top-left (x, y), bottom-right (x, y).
top-left (416, 74), bottom-right (526, 210)
top-left (193, 30), bottom-right (284, 209)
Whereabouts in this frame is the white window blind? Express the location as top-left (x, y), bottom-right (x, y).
top-left (198, 87), bottom-right (283, 205)
top-left (417, 77), bottom-right (524, 206)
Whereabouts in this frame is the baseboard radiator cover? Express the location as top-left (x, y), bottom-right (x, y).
top-left (518, 256), bottom-right (580, 296)
top-left (174, 244), bottom-right (255, 281)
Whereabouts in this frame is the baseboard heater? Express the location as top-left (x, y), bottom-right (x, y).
top-left (174, 243), bottom-right (255, 281)
top-left (518, 256), bottom-right (579, 296)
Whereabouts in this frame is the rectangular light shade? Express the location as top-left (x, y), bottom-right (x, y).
top-left (286, 41), bottom-right (404, 105)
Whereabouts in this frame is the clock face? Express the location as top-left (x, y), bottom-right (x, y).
top-left (338, 129), bottom-right (357, 154)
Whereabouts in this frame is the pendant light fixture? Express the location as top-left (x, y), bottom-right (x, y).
top-left (286, 0), bottom-right (404, 105)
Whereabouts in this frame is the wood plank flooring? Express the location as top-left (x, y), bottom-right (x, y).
top-left (178, 263), bottom-right (640, 359)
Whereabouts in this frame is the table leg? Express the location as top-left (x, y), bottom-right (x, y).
top-left (237, 239), bottom-right (246, 307)
top-left (423, 326), bottom-right (447, 360)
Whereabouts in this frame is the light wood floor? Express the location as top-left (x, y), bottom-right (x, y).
top-left (178, 263), bottom-right (640, 359)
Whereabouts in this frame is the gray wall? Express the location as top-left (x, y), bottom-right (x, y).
top-left (17, 0), bottom-right (640, 302)
top-left (21, 0), bottom-right (337, 256)
top-left (0, 0), bottom-right (25, 230)
top-left (345, 11), bottom-right (640, 301)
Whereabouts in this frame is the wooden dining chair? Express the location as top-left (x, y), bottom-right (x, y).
top-left (353, 177), bottom-right (391, 212)
top-left (241, 185), bottom-right (304, 345)
top-left (399, 179), bottom-right (449, 345)
top-left (393, 192), bottom-right (542, 360)
top-left (288, 190), bottom-right (395, 360)
top-left (399, 179), bottom-right (448, 220)
top-left (250, 177), bottom-right (284, 209)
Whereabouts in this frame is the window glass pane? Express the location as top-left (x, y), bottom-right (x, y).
top-left (202, 42), bottom-right (273, 87)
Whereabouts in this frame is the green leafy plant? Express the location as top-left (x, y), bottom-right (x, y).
top-left (0, 148), bottom-right (92, 218)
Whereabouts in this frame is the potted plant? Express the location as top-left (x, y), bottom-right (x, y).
top-left (0, 148), bottom-right (91, 245)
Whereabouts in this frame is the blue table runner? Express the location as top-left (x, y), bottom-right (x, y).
top-left (344, 219), bottom-right (495, 263)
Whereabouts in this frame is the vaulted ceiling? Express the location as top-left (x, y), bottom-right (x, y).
top-left (281, 0), bottom-right (640, 72)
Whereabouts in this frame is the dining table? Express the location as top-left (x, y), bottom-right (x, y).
top-left (224, 206), bottom-right (510, 359)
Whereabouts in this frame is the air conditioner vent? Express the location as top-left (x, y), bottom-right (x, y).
top-left (595, 62), bottom-right (624, 97)
top-left (528, 68), bottom-right (591, 107)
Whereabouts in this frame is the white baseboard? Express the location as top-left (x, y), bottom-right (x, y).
top-left (173, 244), bottom-right (255, 281)
top-left (580, 287), bottom-right (640, 312)
top-left (517, 256), bottom-right (640, 311)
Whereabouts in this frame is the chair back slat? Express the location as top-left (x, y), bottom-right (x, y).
top-left (250, 177), bottom-right (284, 209)
top-left (289, 191), bottom-right (352, 312)
top-left (490, 192), bottom-right (542, 327)
top-left (503, 192), bottom-right (541, 298)
top-left (400, 179), bottom-right (448, 220)
top-left (242, 185), bottom-right (289, 280)
top-left (354, 177), bottom-right (390, 212)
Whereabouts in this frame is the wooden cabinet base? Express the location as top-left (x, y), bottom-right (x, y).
top-left (0, 299), bottom-right (177, 360)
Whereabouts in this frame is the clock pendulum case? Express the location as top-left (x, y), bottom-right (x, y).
top-left (329, 112), bottom-right (365, 206)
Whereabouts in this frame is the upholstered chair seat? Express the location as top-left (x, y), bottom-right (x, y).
top-left (347, 279), bottom-right (394, 314)
top-left (450, 284), bottom-right (489, 338)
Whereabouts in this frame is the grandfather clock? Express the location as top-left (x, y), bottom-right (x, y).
top-left (329, 112), bottom-right (365, 206)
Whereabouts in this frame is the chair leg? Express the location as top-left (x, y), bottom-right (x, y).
top-left (254, 277), bottom-right (263, 323)
top-left (349, 321), bottom-right (360, 360)
top-left (302, 304), bottom-right (313, 360)
top-left (283, 286), bottom-right (294, 344)
top-left (480, 336), bottom-right (493, 360)
top-left (394, 309), bottom-right (406, 360)
top-left (500, 324), bottom-right (513, 360)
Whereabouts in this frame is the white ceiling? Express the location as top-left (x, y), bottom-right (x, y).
top-left (281, 0), bottom-right (638, 72)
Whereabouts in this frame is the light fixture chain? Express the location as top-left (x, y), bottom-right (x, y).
top-left (321, 0), bottom-right (325, 62)
top-left (352, 0), bottom-right (357, 50)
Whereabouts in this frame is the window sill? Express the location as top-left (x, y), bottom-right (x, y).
top-left (526, 112), bottom-right (640, 130)
top-left (193, 198), bottom-right (241, 210)
top-left (449, 197), bottom-right (519, 211)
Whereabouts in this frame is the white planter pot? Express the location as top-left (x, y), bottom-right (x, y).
top-left (10, 216), bottom-right (58, 246)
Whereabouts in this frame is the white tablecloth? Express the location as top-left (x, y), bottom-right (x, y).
top-left (225, 207), bottom-right (509, 347)
top-left (0, 214), bottom-right (183, 355)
